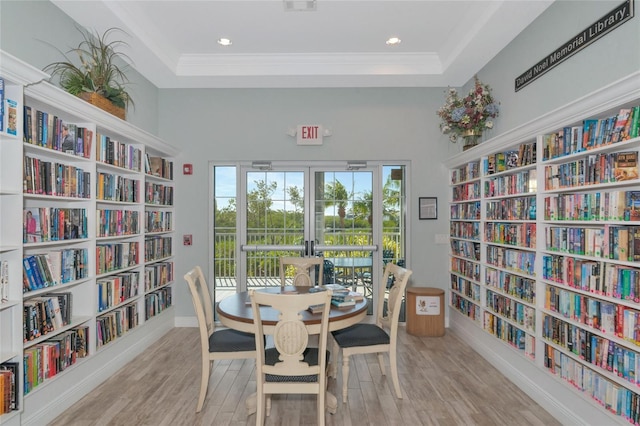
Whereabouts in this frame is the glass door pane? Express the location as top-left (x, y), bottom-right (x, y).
top-left (243, 169), bottom-right (308, 288)
top-left (312, 169), bottom-right (377, 305)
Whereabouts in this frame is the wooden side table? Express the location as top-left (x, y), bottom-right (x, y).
top-left (406, 287), bottom-right (445, 337)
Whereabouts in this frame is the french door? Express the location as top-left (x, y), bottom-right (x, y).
top-left (211, 161), bottom-right (407, 316)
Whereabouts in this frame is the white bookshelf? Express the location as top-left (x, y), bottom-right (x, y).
top-left (445, 71), bottom-right (640, 425)
top-left (0, 50), bottom-right (179, 425)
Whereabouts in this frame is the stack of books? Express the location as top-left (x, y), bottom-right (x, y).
top-left (325, 284), bottom-right (363, 309)
top-left (307, 284), bottom-right (365, 313)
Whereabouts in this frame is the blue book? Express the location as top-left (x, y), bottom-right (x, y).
top-left (0, 77), bottom-right (4, 132)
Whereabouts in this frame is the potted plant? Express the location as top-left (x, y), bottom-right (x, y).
top-left (437, 76), bottom-right (499, 150)
top-left (43, 26), bottom-right (134, 119)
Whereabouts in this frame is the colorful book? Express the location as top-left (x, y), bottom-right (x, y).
top-left (613, 151), bottom-right (638, 182)
top-left (5, 98), bottom-right (17, 136)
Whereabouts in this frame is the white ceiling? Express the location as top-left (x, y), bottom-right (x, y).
top-left (51, 0), bottom-right (553, 89)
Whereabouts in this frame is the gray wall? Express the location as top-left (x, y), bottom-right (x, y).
top-left (159, 87), bottom-right (453, 317)
top-left (2, 1), bottom-right (638, 320)
top-left (0, 0), bottom-right (160, 132)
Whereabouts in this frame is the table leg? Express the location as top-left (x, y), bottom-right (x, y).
top-left (245, 392), bottom-right (257, 416)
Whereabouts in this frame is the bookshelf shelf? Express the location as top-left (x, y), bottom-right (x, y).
top-left (445, 72), bottom-right (640, 424)
top-left (0, 50), bottom-right (178, 424)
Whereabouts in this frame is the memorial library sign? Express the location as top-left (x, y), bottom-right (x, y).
top-left (515, 0), bottom-right (634, 92)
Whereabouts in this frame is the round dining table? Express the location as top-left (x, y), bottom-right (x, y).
top-left (216, 285), bottom-right (369, 333)
top-left (216, 285), bottom-right (369, 416)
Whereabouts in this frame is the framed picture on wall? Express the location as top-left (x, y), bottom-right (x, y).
top-left (419, 197), bottom-right (437, 220)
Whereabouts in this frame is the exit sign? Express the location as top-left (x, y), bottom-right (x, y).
top-left (297, 125), bottom-right (323, 145)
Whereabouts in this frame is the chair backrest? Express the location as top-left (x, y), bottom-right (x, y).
top-left (279, 257), bottom-right (323, 287)
top-left (184, 266), bottom-right (215, 355)
top-left (374, 263), bottom-right (412, 331)
top-left (249, 288), bottom-right (332, 380)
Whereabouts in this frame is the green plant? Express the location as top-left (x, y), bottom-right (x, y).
top-left (43, 26), bottom-right (134, 109)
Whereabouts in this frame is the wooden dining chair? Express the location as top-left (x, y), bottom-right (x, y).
top-left (248, 288), bottom-right (332, 425)
top-left (331, 262), bottom-right (412, 403)
top-left (279, 256), bottom-right (323, 287)
top-left (184, 266), bottom-right (257, 413)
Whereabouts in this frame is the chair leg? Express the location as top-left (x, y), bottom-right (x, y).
top-left (341, 354), bottom-right (350, 403)
top-left (318, 388), bottom-right (326, 425)
top-left (266, 395), bottom-right (272, 417)
top-left (256, 390), bottom-right (266, 426)
top-left (389, 350), bottom-right (402, 399)
top-left (377, 353), bottom-right (386, 376)
top-left (196, 358), bottom-right (210, 412)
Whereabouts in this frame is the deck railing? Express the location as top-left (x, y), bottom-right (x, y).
top-left (213, 227), bottom-right (402, 288)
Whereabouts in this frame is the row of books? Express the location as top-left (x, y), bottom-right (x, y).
top-left (484, 222), bottom-right (536, 248)
top-left (449, 239), bottom-right (480, 261)
top-left (145, 182), bottom-right (174, 206)
top-left (451, 293), bottom-right (482, 321)
top-left (97, 271), bottom-right (140, 312)
top-left (97, 209), bottom-right (139, 238)
top-left (545, 343), bottom-right (640, 421)
top-left (23, 105), bottom-right (93, 158)
top-left (486, 196), bottom-right (536, 221)
top-left (96, 133), bottom-right (142, 172)
top-left (23, 208), bottom-right (88, 243)
top-left (23, 156), bottom-right (91, 198)
top-left (450, 275), bottom-right (480, 301)
top-left (96, 303), bottom-right (138, 348)
top-left (144, 154), bottom-right (174, 180)
top-left (486, 289), bottom-right (535, 332)
top-left (545, 225), bottom-right (640, 262)
top-left (450, 160), bottom-right (480, 185)
top-left (485, 267), bottom-right (535, 304)
top-left (97, 172), bottom-right (139, 203)
top-left (23, 326), bottom-right (88, 395)
top-left (483, 312), bottom-right (535, 358)
top-left (542, 105), bottom-right (640, 160)
top-left (484, 169), bottom-right (537, 197)
top-left (485, 245), bottom-right (535, 276)
top-left (0, 362), bottom-right (18, 414)
top-left (96, 242), bottom-right (139, 275)
top-left (144, 261), bottom-right (174, 292)
top-left (452, 181), bottom-right (481, 202)
top-left (544, 286), bottom-right (615, 334)
top-left (544, 257), bottom-right (639, 302)
top-left (451, 257), bottom-right (480, 282)
top-left (544, 150), bottom-right (638, 190)
top-left (144, 287), bottom-right (172, 320)
top-left (546, 332), bottom-right (640, 389)
top-left (23, 249), bottom-right (89, 291)
top-left (544, 190), bottom-right (639, 222)
top-left (144, 236), bottom-right (172, 263)
top-left (145, 211), bottom-right (173, 233)
top-left (485, 141), bottom-right (537, 175)
top-left (450, 200), bottom-right (480, 220)
top-left (449, 221), bottom-right (480, 241)
top-left (23, 292), bottom-right (72, 341)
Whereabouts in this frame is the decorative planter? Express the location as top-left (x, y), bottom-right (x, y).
top-left (462, 129), bottom-right (481, 151)
top-left (79, 92), bottom-right (125, 120)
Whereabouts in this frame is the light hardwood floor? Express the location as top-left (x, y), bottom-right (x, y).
top-left (49, 326), bottom-right (561, 426)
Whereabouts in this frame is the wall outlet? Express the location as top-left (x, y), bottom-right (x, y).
top-left (435, 234), bottom-right (449, 244)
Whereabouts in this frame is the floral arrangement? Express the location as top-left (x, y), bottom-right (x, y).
top-left (437, 76), bottom-right (499, 143)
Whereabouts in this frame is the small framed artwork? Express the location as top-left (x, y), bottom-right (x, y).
top-left (419, 197), bottom-right (437, 220)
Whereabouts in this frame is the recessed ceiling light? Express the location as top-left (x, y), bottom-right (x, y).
top-left (217, 38), bottom-right (232, 46)
top-left (386, 37), bottom-right (401, 46)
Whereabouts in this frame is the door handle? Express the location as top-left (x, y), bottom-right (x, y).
top-left (305, 240), bottom-right (309, 256)
top-left (310, 240), bottom-right (315, 256)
